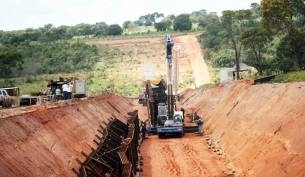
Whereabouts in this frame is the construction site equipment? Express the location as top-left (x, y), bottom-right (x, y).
top-left (143, 35), bottom-right (185, 138)
top-left (45, 77), bottom-right (86, 101)
top-left (1, 87), bottom-right (19, 107)
top-left (141, 35), bottom-right (200, 137)
top-left (79, 111), bottom-right (141, 177)
top-left (19, 95), bottom-right (38, 106)
top-left (1, 87), bottom-right (39, 107)
top-left (73, 79), bottom-right (86, 98)
top-left (0, 89), bottom-right (13, 108)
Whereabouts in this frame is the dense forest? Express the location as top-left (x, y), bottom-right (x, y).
top-left (1, 0), bottom-right (305, 84)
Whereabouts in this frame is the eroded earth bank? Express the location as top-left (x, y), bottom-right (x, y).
top-left (1, 80), bottom-right (305, 177)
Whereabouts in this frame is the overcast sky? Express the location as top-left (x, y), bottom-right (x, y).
top-left (0, 0), bottom-right (260, 31)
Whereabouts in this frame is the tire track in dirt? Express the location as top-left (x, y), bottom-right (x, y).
top-left (175, 34), bottom-right (211, 87)
top-left (140, 134), bottom-right (227, 177)
top-left (181, 140), bottom-right (209, 177)
top-left (160, 144), bottom-right (181, 177)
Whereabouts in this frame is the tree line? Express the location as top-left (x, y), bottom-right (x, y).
top-left (1, 0), bottom-right (305, 80)
top-left (0, 12), bottom-right (194, 79)
top-left (200, 1), bottom-right (305, 78)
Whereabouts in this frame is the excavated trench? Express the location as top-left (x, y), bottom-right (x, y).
top-left (0, 95), bottom-right (142, 177)
top-left (1, 80), bottom-right (305, 177)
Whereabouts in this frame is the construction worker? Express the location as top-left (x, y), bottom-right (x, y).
top-left (68, 82), bottom-right (73, 99)
top-left (55, 87), bottom-right (62, 101)
top-left (62, 82), bottom-right (69, 100)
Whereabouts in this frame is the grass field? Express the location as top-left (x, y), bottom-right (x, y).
top-left (0, 34), bottom-right (194, 97)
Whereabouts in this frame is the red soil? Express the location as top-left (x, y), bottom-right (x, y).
top-left (0, 34), bottom-right (304, 177)
top-left (0, 95), bottom-right (133, 177)
top-left (182, 80), bottom-right (305, 177)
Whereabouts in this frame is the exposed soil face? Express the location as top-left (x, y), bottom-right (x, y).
top-left (0, 95), bottom-right (133, 177)
top-left (181, 80), bottom-right (305, 177)
top-left (1, 81), bottom-right (305, 177)
top-left (1, 34), bottom-right (305, 177)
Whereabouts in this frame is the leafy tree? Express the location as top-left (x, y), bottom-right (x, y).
top-left (199, 12), bottom-right (220, 30)
top-left (38, 24), bottom-right (56, 42)
top-left (0, 45), bottom-right (23, 78)
top-left (137, 12), bottom-right (164, 26)
top-left (154, 22), bottom-right (167, 31)
top-left (261, 0), bottom-right (305, 71)
top-left (164, 18), bottom-right (173, 30)
top-left (92, 22), bottom-right (108, 36)
top-left (173, 14), bottom-right (192, 31)
top-left (168, 14), bottom-right (176, 21)
top-left (221, 10), bottom-right (254, 79)
top-left (150, 12), bottom-right (164, 24)
top-left (210, 47), bottom-right (235, 67)
top-left (190, 9), bottom-right (207, 23)
top-left (261, 0), bottom-right (305, 33)
top-left (201, 15), bottom-right (225, 51)
top-left (241, 27), bottom-right (272, 74)
top-left (123, 21), bottom-right (131, 31)
top-left (275, 30), bottom-right (305, 72)
top-left (51, 25), bottom-right (72, 40)
top-left (70, 23), bottom-right (93, 36)
top-left (107, 24), bottom-right (123, 35)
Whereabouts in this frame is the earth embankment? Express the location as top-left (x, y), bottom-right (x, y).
top-left (0, 95), bottom-right (132, 177)
top-left (181, 80), bottom-right (305, 177)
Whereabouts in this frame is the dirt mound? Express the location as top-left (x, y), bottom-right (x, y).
top-left (181, 80), bottom-right (305, 177)
top-left (0, 95), bottom-right (133, 177)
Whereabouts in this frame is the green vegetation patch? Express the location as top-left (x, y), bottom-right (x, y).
top-left (272, 70), bottom-right (305, 83)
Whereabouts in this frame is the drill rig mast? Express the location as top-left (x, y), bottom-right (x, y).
top-left (154, 35), bottom-right (184, 138)
top-left (143, 35), bottom-right (184, 137)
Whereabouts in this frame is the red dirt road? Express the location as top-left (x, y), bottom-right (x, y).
top-left (140, 134), bottom-right (227, 177)
top-left (175, 35), bottom-right (211, 87)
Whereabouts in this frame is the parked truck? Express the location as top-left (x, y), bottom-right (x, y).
top-left (0, 89), bottom-right (13, 108)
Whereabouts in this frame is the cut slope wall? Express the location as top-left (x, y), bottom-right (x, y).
top-left (0, 95), bottom-right (132, 177)
top-left (182, 80), bottom-right (305, 177)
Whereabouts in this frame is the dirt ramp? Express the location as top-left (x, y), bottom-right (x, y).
top-left (0, 95), bottom-right (133, 177)
top-left (182, 80), bottom-right (305, 177)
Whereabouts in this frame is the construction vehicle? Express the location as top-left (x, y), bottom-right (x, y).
top-left (143, 35), bottom-right (185, 138)
top-left (45, 77), bottom-right (86, 101)
top-left (0, 89), bottom-right (13, 108)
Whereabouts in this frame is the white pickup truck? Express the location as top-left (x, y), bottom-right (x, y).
top-left (0, 89), bottom-right (13, 108)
